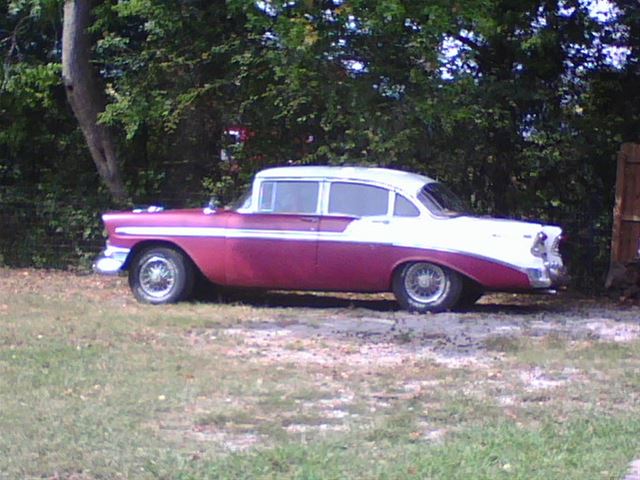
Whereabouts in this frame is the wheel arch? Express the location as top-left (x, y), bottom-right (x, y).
top-left (123, 240), bottom-right (201, 275)
top-left (388, 257), bottom-right (477, 291)
top-left (387, 250), bottom-right (532, 292)
top-left (391, 259), bottom-right (465, 313)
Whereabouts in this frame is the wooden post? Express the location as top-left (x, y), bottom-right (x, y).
top-left (606, 143), bottom-right (640, 289)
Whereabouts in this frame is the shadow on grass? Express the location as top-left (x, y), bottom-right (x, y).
top-left (194, 281), bottom-right (568, 316)
top-left (195, 286), bottom-right (400, 312)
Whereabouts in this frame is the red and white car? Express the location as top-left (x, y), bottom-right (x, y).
top-left (94, 166), bottom-right (568, 312)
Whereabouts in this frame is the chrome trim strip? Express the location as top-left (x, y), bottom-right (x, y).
top-left (116, 226), bottom-right (322, 241)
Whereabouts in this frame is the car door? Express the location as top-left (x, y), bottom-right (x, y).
top-left (316, 181), bottom-right (394, 291)
top-left (224, 179), bottom-right (321, 289)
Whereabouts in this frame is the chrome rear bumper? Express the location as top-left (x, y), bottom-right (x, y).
top-left (548, 261), bottom-right (570, 287)
top-left (526, 261), bottom-right (570, 289)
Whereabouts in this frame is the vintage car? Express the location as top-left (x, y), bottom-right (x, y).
top-left (94, 166), bottom-right (568, 312)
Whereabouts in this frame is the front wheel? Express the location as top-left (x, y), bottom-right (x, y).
top-left (129, 247), bottom-right (195, 304)
top-left (392, 262), bottom-right (462, 313)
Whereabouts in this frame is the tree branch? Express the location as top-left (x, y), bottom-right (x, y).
top-left (450, 32), bottom-right (483, 52)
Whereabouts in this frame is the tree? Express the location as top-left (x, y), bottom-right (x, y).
top-left (62, 0), bottom-right (127, 203)
top-left (2, 0), bottom-right (639, 286)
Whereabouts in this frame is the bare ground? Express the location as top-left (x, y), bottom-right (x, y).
top-left (4, 267), bottom-right (638, 361)
top-left (2, 267), bottom-right (640, 457)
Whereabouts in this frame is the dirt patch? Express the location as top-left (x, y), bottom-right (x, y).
top-left (176, 288), bottom-right (640, 449)
top-left (188, 300), bottom-right (640, 369)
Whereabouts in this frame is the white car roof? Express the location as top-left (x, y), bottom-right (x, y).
top-left (256, 166), bottom-right (435, 195)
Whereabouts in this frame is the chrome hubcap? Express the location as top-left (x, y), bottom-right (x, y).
top-left (404, 263), bottom-right (447, 304)
top-left (139, 256), bottom-right (176, 298)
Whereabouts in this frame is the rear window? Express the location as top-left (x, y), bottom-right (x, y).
top-left (328, 182), bottom-right (389, 217)
top-left (394, 194), bottom-right (420, 217)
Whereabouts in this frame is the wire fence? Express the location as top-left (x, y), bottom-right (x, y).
top-left (0, 186), bottom-right (611, 291)
top-left (0, 196), bottom-right (99, 269)
top-left (0, 187), bottom-right (211, 270)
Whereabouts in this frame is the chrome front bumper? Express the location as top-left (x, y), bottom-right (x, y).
top-left (93, 246), bottom-right (131, 275)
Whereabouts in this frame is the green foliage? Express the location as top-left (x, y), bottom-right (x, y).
top-left (1, 0), bottom-right (638, 288)
top-left (1, 63), bottom-right (60, 107)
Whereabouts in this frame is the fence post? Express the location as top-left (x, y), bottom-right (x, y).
top-left (606, 143), bottom-right (640, 289)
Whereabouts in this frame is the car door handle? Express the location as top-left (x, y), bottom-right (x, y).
top-left (300, 217), bottom-right (319, 223)
top-left (371, 219), bottom-right (390, 225)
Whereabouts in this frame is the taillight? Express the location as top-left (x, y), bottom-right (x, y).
top-left (531, 231), bottom-right (548, 257)
top-left (551, 234), bottom-right (564, 255)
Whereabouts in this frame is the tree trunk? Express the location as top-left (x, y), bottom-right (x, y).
top-left (62, 0), bottom-right (128, 204)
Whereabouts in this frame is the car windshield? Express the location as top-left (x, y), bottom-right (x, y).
top-left (418, 182), bottom-right (469, 217)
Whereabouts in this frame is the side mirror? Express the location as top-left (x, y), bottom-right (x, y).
top-left (204, 196), bottom-right (219, 214)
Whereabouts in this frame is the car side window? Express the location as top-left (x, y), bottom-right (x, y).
top-left (328, 182), bottom-right (389, 217)
top-left (394, 193), bottom-right (420, 217)
top-left (258, 181), bottom-right (320, 214)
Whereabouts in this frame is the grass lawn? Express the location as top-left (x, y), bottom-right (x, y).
top-left (1, 269), bottom-right (639, 479)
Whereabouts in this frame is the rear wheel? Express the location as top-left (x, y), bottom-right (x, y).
top-left (393, 262), bottom-right (463, 313)
top-left (129, 247), bottom-right (194, 304)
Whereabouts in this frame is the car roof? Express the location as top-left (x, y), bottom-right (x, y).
top-left (256, 166), bottom-right (435, 194)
